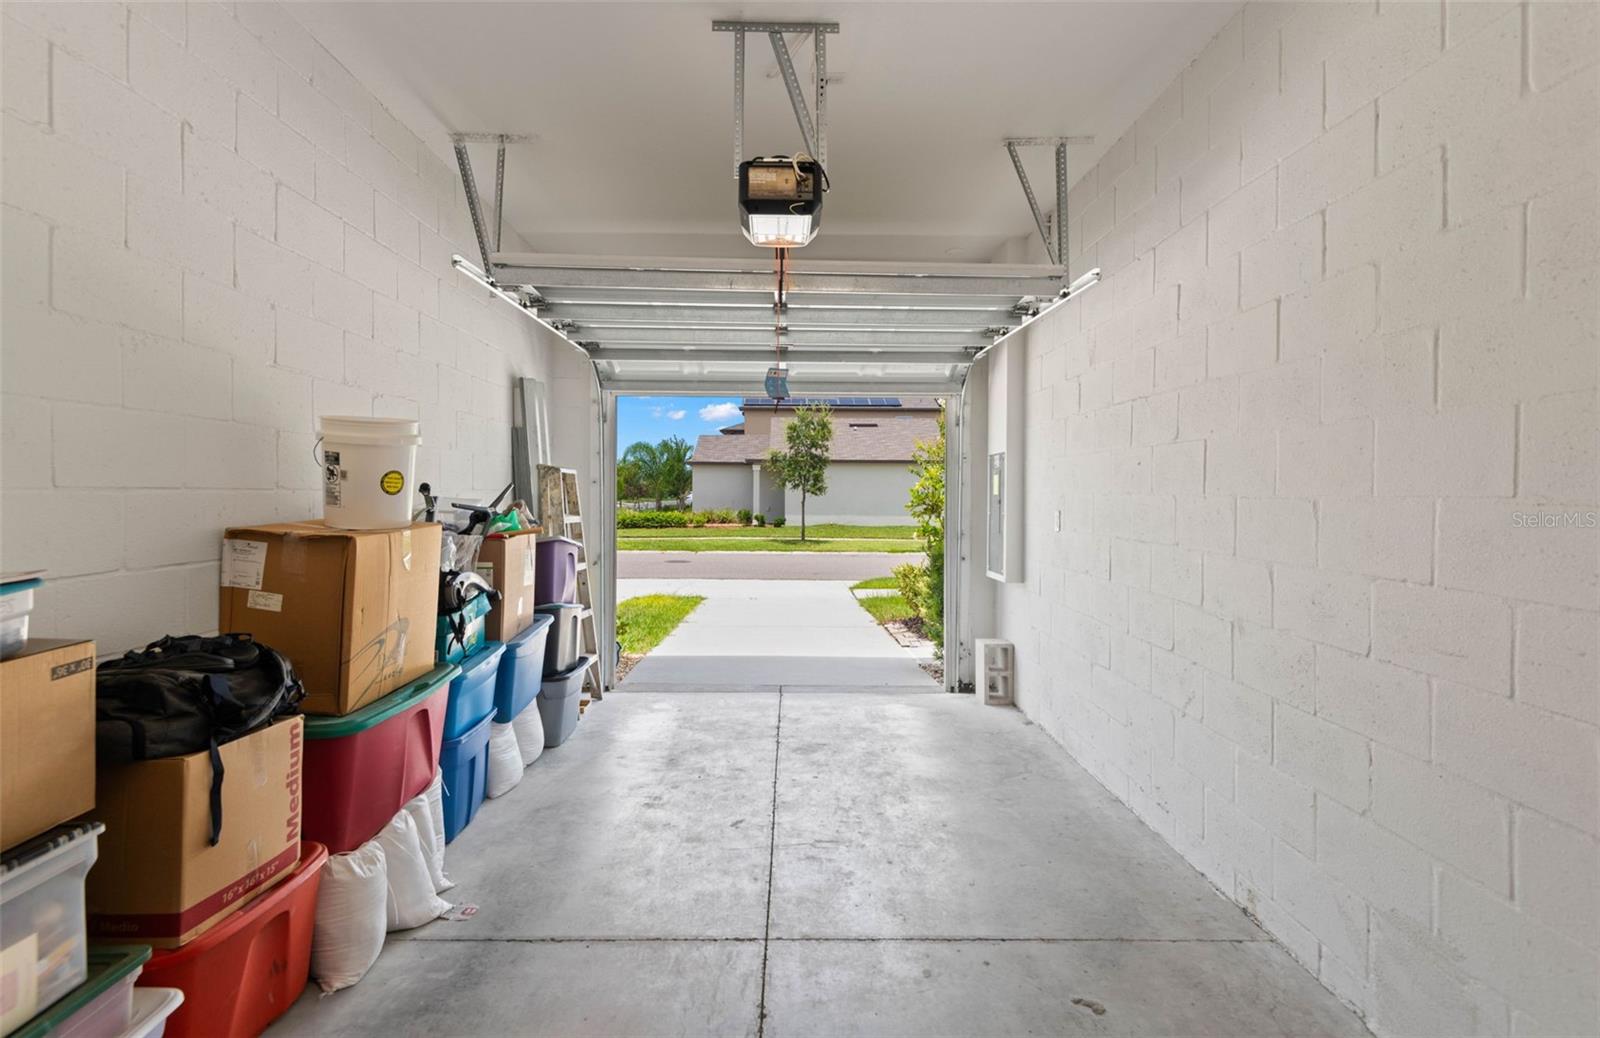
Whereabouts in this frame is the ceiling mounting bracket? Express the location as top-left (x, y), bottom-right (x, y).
top-left (714, 20), bottom-right (839, 178)
top-left (450, 132), bottom-right (529, 273)
top-left (1003, 136), bottom-right (1093, 267)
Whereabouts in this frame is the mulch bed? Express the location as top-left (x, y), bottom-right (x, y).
top-left (882, 616), bottom-right (928, 648)
top-left (614, 652), bottom-right (645, 684)
top-left (880, 616), bottom-right (945, 684)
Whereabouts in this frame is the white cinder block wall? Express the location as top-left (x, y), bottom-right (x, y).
top-left (983, 2), bottom-right (1598, 1034)
top-left (0, 1), bottom-right (572, 655)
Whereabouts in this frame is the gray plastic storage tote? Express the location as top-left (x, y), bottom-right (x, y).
top-left (536, 655), bottom-right (591, 748)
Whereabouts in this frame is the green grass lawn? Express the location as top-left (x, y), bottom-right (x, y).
top-left (616, 594), bottom-right (704, 654)
top-left (619, 523), bottom-right (920, 553)
top-left (850, 576), bottom-right (899, 590)
top-left (856, 592), bottom-right (917, 624)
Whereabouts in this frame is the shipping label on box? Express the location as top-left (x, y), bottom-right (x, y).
top-left (219, 522), bottom-right (441, 715)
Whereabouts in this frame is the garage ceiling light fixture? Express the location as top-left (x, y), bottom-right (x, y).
top-left (716, 20), bottom-right (837, 249)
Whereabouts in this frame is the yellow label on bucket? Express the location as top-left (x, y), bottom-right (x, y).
top-left (380, 470), bottom-right (405, 495)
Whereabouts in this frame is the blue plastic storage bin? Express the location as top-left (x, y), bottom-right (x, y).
top-left (494, 614), bottom-right (552, 724)
top-left (443, 642), bottom-right (505, 741)
top-left (438, 711), bottom-right (492, 843)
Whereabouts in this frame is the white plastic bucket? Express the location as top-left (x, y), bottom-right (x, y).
top-left (318, 416), bottom-right (422, 530)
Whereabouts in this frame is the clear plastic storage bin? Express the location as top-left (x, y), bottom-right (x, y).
top-left (10, 945), bottom-right (149, 1038)
top-left (0, 578), bottom-right (40, 659)
top-left (0, 823), bottom-right (103, 1037)
top-left (121, 989), bottom-right (182, 1038)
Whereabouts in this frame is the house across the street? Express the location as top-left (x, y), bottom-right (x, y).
top-left (690, 396), bottom-right (941, 525)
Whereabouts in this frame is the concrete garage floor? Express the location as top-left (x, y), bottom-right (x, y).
top-left (272, 693), bottom-right (1368, 1037)
top-left (617, 579), bottom-right (937, 690)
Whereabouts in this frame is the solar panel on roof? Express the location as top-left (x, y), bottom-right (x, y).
top-left (736, 395), bottom-right (911, 409)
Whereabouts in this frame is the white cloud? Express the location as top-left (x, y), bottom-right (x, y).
top-left (699, 401), bottom-right (741, 423)
top-left (667, 410), bottom-right (687, 421)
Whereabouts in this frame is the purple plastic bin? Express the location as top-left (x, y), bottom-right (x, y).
top-left (534, 537), bottom-right (581, 605)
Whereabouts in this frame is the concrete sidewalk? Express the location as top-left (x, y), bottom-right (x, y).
top-left (618, 578), bottom-right (937, 690)
top-left (617, 551), bottom-right (919, 581)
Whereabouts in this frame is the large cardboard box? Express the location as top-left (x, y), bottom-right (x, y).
top-left (219, 521), bottom-right (441, 715)
top-left (475, 531), bottom-right (537, 642)
top-left (86, 716), bottom-right (303, 948)
top-left (0, 639), bottom-right (95, 850)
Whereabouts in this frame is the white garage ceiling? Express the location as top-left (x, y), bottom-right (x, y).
top-left (294, 1), bottom-right (1239, 264)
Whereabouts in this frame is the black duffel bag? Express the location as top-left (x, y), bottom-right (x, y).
top-left (96, 633), bottom-right (305, 844)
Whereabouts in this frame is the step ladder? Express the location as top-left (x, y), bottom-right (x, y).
top-left (536, 465), bottom-right (603, 702)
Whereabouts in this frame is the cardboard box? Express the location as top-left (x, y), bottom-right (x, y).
top-left (219, 521), bottom-right (441, 715)
top-left (0, 639), bottom-right (96, 850)
top-left (86, 716), bottom-right (303, 948)
top-left (475, 531), bottom-right (538, 642)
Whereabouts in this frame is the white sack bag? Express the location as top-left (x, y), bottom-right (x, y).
top-left (487, 721), bottom-right (523, 798)
top-left (375, 810), bottom-right (450, 931)
top-left (424, 769), bottom-right (448, 857)
top-left (403, 789), bottom-right (452, 894)
top-left (311, 843), bottom-right (388, 992)
top-left (511, 703), bottom-right (545, 766)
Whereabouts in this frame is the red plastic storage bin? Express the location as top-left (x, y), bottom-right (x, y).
top-left (137, 841), bottom-right (328, 1038)
top-left (301, 664), bottom-right (459, 853)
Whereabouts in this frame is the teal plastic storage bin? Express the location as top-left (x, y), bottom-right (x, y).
top-left (436, 594), bottom-right (492, 664)
top-left (439, 712), bottom-right (492, 843)
top-left (443, 643), bottom-right (504, 740)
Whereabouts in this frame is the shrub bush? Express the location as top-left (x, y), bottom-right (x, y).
top-left (892, 562), bottom-right (930, 618)
top-left (617, 510), bottom-right (691, 529)
top-left (699, 508), bottom-right (739, 524)
top-left (772, 516), bottom-right (786, 528)
top-left (685, 512), bottom-right (708, 527)
top-left (753, 514), bottom-right (765, 527)
top-left (737, 509), bottom-right (752, 525)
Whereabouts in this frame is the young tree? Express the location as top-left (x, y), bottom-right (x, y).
top-left (766, 404), bottom-right (832, 541)
top-left (905, 413), bottom-right (946, 649)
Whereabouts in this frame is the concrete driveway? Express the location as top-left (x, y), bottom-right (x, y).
top-left (617, 551), bottom-right (920, 581)
top-left (618, 578), bottom-right (936, 690)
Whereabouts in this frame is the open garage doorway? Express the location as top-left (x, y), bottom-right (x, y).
top-left (598, 391), bottom-right (955, 693)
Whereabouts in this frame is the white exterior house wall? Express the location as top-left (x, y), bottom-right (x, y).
top-left (693, 461), bottom-right (914, 525)
top-left (756, 465), bottom-right (784, 519)
top-left (689, 464), bottom-right (749, 513)
top-left (977, 3), bottom-right (1599, 1035)
top-left (784, 462), bottom-right (915, 526)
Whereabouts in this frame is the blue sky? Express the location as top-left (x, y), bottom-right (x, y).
top-left (617, 395), bottom-right (744, 456)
